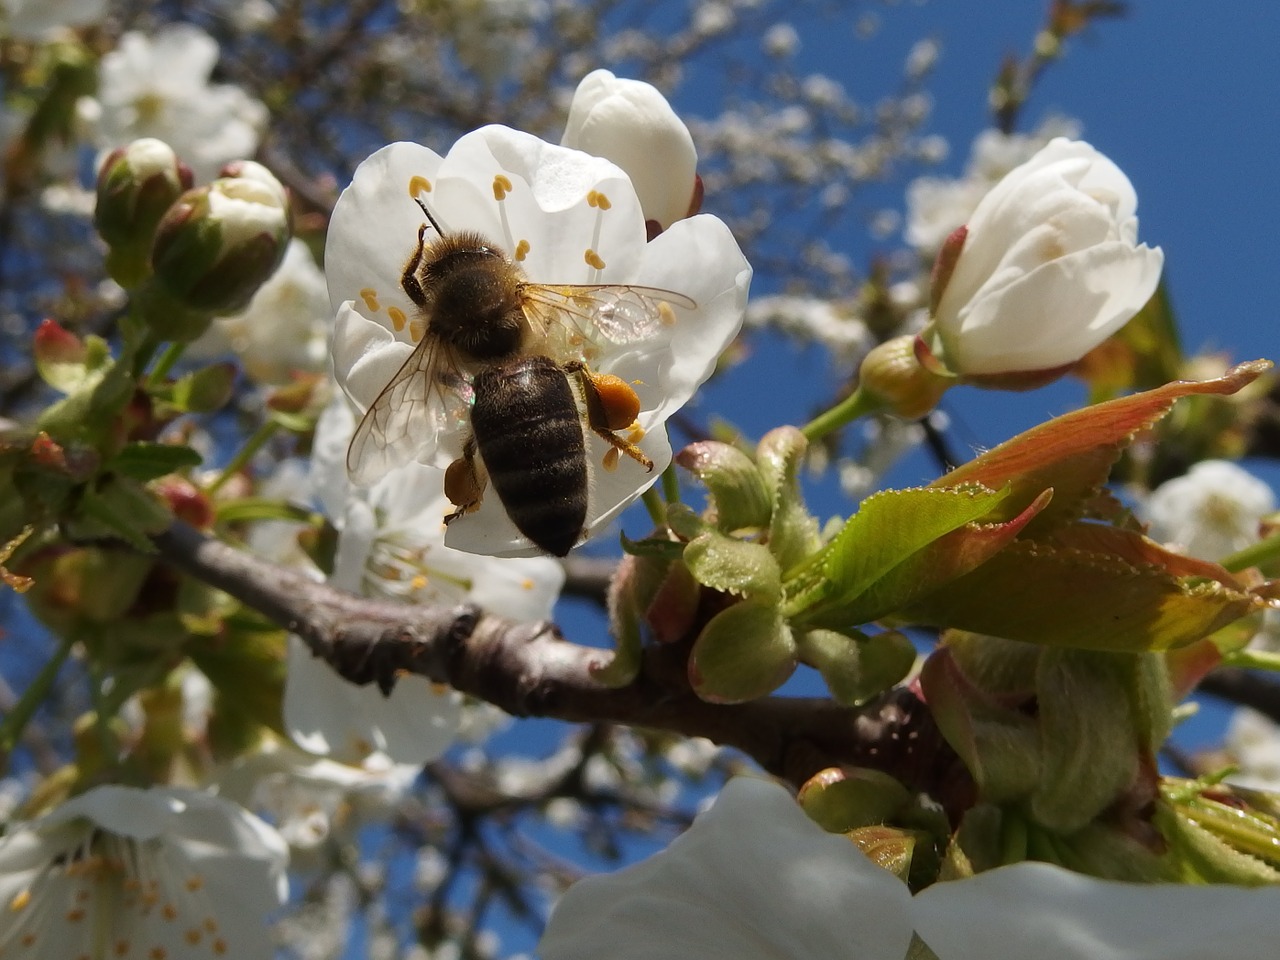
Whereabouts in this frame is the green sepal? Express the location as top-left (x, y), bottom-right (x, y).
top-left (1030, 649), bottom-right (1141, 831)
top-left (919, 645), bottom-right (1041, 803)
top-left (689, 600), bottom-right (796, 703)
top-left (798, 628), bottom-right (916, 705)
top-left (798, 766), bottom-right (912, 832)
top-left (665, 501), bottom-right (706, 541)
top-left (1157, 800), bottom-right (1280, 884)
top-left (757, 427), bottom-right (820, 572)
top-left (620, 531), bottom-right (685, 560)
top-left (684, 529), bottom-right (781, 603)
top-left (675, 441), bottom-right (771, 532)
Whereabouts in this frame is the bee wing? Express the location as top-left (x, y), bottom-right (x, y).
top-left (522, 284), bottom-right (697, 347)
top-left (346, 338), bottom-right (472, 486)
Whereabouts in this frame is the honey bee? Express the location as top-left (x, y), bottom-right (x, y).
top-left (346, 197), bottom-right (695, 556)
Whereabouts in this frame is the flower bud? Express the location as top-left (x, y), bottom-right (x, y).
top-left (94, 138), bottom-right (193, 287)
top-left (561, 69), bottom-right (698, 231)
top-left (149, 165), bottom-right (291, 324)
top-left (918, 138), bottom-right (1163, 378)
top-left (859, 335), bottom-right (951, 419)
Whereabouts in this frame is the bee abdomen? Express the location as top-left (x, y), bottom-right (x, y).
top-left (471, 356), bottom-right (588, 557)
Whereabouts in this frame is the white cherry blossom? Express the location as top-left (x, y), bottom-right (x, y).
top-left (921, 137), bottom-right (1163, 377)
top-left (1141, 459), bottom-right (1275, 562)
top-left (191, 238), bottom-right (331, 385)
top-left (561, 69), bottom-right (699, 230)
top-left (283, 397), bottom-right (565, 763)
top-left (0, 785), bottom-right (287, 959)
top-left (540, 776), bottom-right (1280, 960)
top-left (327, 124), bottom-right (750, 557)
top-left (83, 25), bottom-right (268, 182)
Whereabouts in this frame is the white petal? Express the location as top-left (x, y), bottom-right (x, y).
top-left (285, 636), bottom-right (462, 764)
top-left (915, 860), bottom-right (1280, 960)
top-left (539, 777), bottom-right (914, 960)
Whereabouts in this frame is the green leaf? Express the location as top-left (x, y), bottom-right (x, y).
top-left (163, 362), bottom-right (236, 414)
top-left (108, 442), bottom-right (203, 481)
top-left (69, 476), bottom-right (171, 553)
top-left (214, 497), bottom-right (321, 525)
top-left (785, 484), bottom-right (1010, 624)
top-left (931, 359), bottom-right (1269, 536)
top-left (689, 601), bottom-right (796, 703)
top-left (901, 529), bottom-right (1264, 652)
top-left (37, 350), bottom-right (136, 445)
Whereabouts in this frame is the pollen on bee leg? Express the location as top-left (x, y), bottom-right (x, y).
top-left (387, 305), bottom-right (407, 332)
top-left (584, 249), bottom-right (606, 270)
top-left (409, 318), bottom-right (428, 342)
top-left (408, 175), bottom-right (432, 198)
top-left (602, 447), bottom-right (621, 472)
top-left (492, 174), bottom-right (514, 201)
top-left (360, 287), bottom-right (381, 312)
top-left (514, 239), bottom-right (531, 261)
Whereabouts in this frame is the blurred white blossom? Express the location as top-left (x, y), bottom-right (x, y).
top-left (0, 785), bottom-right (287, 959)
top-left (81, 24), bottom-right (268, 182)
top-left (283, 397), bottom-right (566, 763)
top-left (1142, 459), bottom-right (1275, 561)
top-left (191, 238), bottom-right (331, 385)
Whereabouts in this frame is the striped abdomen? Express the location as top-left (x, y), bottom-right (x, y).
top-left (470, 355), bottom-right (587, 557)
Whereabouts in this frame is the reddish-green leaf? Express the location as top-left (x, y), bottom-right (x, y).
top-left (932, 360), bottom-right (1270, 535)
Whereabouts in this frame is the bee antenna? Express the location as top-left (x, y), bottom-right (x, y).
top-left (413, 195), bottom-right (447, 237)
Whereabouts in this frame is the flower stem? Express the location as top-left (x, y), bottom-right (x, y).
top-left (146, 341), bottom-right (187, 388)
top-left (1221, 532), bottom-right (1280, 574)
top-left (208, 419), bottom-right (280, 494)
top-left (1222, 648), bottom-right (1280, 673)
top-left (661, 464), bottom-right (681, 504)
top-left (800, 386), bottom-right (885, 442)
top-left (0, 635), bottom-right (74, 757)
top-left (641, 486), bottom-right (666, 527)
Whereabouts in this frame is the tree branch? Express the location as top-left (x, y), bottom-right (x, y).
top-left (152, 520), bottom-right (968, 805)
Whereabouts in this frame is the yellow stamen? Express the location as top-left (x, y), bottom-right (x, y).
top-left (603, 448), bottom-right (620, 472)
top-left (587, 190), bottom-right (612, 210)
top-left (185, 929), bottom-right (203, 945)
top-left (360, 288), bottom-right (380, 313)
top-left (10, 889), bottom-right (30, 911)
top-left (659, 301), bottom-right (677, 326)
top-left (408, 175), bottom-right (433, 198)
top-left (388, 305), bottom-right (407, 332)
top-left (493, 174), bottom-right (514, 200)
top-left (514, 239), bottom-right (531, 261)
top-left (409, 318), bottom-right (429, 342)
top-left (185, 876), bottom-right (204, 893)
top-left (162, 903), bottom-right (178, 921)
top-left (584, 249), bottom-right (606, 270)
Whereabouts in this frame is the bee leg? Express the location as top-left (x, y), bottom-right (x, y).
top-left (401, 223), bottom-right (431, 308)
top-left (565, 360), bottom-right (654, 472)
top-left (443, 437), bottom-right (487, 522)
